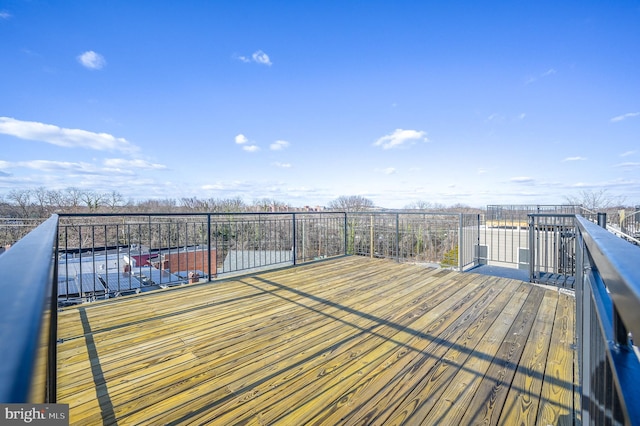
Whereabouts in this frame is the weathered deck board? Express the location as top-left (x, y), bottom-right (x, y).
top-left (57, 256), bottom-right (577, 425)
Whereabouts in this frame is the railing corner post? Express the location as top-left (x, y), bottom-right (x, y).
top-left (457, 213), bottom-right (463, 271)
top-left (207, 214), bottom-right (212, 280)
top-left (395, 213), bottom-right (400, 263)
top-left (344, 212), bottom-right (348, 256)
top-left (528, 214), bottom-right (535, 282)
top-left (292, 213), bottom-right (297, 266)
top-left (597, 212), bottom-right (607, 229)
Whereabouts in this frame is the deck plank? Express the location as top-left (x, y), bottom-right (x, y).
top-left (498, 290), bottom-right (558, 425)
top-left (359, 279), bottom-right (528, 426)
top-left (56, 256), bottom-right (577, 425)
top-left (300, 276), bottom-right (515, 426)
top-left (400, 284), bottom-right (539, 425)
top-left (537, 291), bottom-right (576, 425)
top-left (458, 285), bottom-right (548, 425)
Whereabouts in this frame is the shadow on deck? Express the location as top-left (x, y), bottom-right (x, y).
top-left (57, 256), bottom-right (577, 425)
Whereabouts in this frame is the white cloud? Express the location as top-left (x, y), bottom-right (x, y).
top-left (379, 167), bottom-right (397, 175)
top-left (234, 134), bottom-right (249, 144)
top-left (0, 11), bottom-right (11, 19)
top-left (0, 160), bottom-right (103, 174)
top-left (510, 176), bottom-right (535, 183)
top-left (373, 129), bottom-right (428, 150)
top-left (614, 162), bottom-right (640, 169)
top-left (610, 112), bottom-right (640, 122)
top-left (252, 50), bottom-right (272, 66)
top-left (243, 145), bottom-right (260, 152)
top-left (620, 150), bottom-right (636, 157)
top-left (487, 113), bottom-right (504, 122)
top-left (236, 50), bottom-right (273, 66)
top-left (103, 158), bottom-right (167, 170)
top-left (517, 113), bottom-right (526, 120)
top-left (272, 162), bottom-right (292, 168)
top-left (0, 117), bottom-right (137, 153)
top-left (525, 68), bottom-right (557, 85)
top-left (562, 156), bottom-right (587, 162)
top-left (270, 140), bottom-right (290, 150)
top-left (77, 51), bottom-right (106, 70)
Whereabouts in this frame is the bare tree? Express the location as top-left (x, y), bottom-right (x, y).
top-left (214, 197), bottom-right (246, 212)
top-left (6, 189), bottom-right (33, 218)
top-left (64, 187), bottom-right (85, 212)
top-left (104, 190), bottom-right (125, 211)
top-left (565, 189), bottom-right (626, 212)
top-left (81, 191), bottom-right (106, 211)
top-left (46, 189), bottom-right (68, 212)
top-left (404, 201), bottom-right (434, 210)
top-left (135, 199), bottom-right (177, 212)
top-left (33, 187), bottom-right (59, 217)
top-left (328, 195), bottom-right (374, 212)
top-left (180, 197), bottom-right (204, 211)
top-left (252, 198), bottom-right (288, 212)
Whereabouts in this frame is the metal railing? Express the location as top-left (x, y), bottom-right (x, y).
top-left (55, 211), bottom-right (482, 306)
top-left (574, 215), bottom-right (640, 425)
top-left (528, 213), bottom-right (577, 287)
top-left (482, 205), bottom-right (581, 268)
top-left (4, 208), bottom-right (640, 425)
top-left (620, 209), bottom-right (640, 239)
top-left (0, 218), bottom-right (48, 248)
top-left (347, 212), bottom-right (479, 270)
top-left (0, 215), bottom-right (58, 403)
top-left (57, 212), bottom-right (347, 305)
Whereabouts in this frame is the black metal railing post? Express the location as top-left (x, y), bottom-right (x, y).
top-left (47, 219), bottom-right (59, 403)
top-left (458, 213), bottom-right (463, 270)
top-left (344, 213), bottom-right (348, 256)
top-left (395, 213), bottom-right (400, 263)
top-left (598, 212), bottom-right (607, 229)
top-left (207, 214), bottom-right (212, 280)
top-left (292, 213), bottom-right (297, 266)
top-left (528, 214), bottom-right (535, 282)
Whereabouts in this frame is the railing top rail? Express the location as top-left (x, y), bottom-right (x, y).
top-left (576, 215), bottom-right (640, 340)
top-left (347, 211), bottom-right (463, 217)
top-left (527, 213), bottom-right (577, 218)
top-left (487, 204), bottom-right (581, 208)
top-left (0, 214), bottom-right (59, 402)
top-left (58, 211), bottom-right (347, 218)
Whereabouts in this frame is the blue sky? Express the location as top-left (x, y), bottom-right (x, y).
top-left (1, 1), bottom-right (639, 208)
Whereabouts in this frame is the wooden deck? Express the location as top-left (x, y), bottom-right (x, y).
top-left (57, 256), bottom-right (577, 425)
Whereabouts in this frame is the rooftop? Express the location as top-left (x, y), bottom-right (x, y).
top-left (57, 256), bottom-right (576, 425)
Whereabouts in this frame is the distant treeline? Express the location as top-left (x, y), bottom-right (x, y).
top-left (0, 188), bottom-right (483, 218)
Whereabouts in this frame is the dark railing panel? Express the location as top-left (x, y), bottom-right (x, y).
top-left (482, 205), bottom-right (580, 268)
top-left (0, 214), bottom-right (58, 403)
top-left (459, 213), bottom-right (480, 270)
top-left (575, 215), bottom-right (640, 425)
top-left (347, 212), bottom-right (469, 269)
top-left (293, 213), bottom-right (346, 264)
top-left (56, 212), bottom-right (347, 305)
top-left (528, 213), bottom-right (577, 288)
top-left (0, 218), bottom-right (47, 247)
